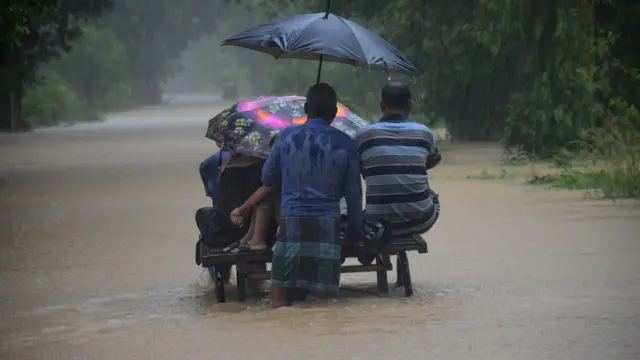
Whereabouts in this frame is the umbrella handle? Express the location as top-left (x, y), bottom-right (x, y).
top-left (316, 55), bottom-right (323, 84)
top-left (317, 0), bottom-right (331, 84)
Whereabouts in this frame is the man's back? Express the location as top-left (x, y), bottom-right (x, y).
top-left (355, 115), bottom-right (439, 237)
top-left (263, 119), bottom-right (359, 218)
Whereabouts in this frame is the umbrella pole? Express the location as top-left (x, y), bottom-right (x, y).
top-left (316, 0), bottom-right (331, 84)
top-left (316, 55), bottom-right (323, 84)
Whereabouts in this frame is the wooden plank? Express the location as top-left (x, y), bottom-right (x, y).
top-left (202, 249), bottom-right (271, 267)
top-left (201, 240), bottom-right (427, 268)
top-left (340, 265), bottom-right (388, 273)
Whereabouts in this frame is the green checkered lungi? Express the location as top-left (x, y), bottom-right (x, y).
top-left (271, 216), bottom-right (342, 293)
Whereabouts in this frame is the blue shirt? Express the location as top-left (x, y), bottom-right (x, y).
top-left (199, 150), bottom-right (230, 205)
top-left (262, 118), bottom-right (363, 240)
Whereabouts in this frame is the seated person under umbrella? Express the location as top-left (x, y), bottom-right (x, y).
top-left (195, 142), bottom-right (230, 249)
top-left (195, 147), bottom-right (278, 281)
top-left (226, 134), bottom-right (281, 253)
top-left (195, 143), bottom-right (231, 282)
top-left (213, 153), bottom-right (278, 251)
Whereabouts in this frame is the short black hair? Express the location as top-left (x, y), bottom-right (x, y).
top-left (381, 82), bottom-right (411, 110)
top-left (305, 83), bottom-right (338, 121)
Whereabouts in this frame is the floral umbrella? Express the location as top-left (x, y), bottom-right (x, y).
top-left (205, 95), bottom-right (370, 158)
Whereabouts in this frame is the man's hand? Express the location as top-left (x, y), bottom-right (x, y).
top-left (230, 208), bottom-right (245, 227)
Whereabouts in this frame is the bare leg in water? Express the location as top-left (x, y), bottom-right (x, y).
top-left (231, 200), bottom-right (271, 252)
top-left (272, 285), bottom-right (289, 308)
top-left (236, 195), bottom-right (280, 293)
top-left (246, 201), bottom-right (271, 250)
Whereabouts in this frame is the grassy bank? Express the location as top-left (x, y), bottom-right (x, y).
top-left (461, 121), bottom-right (640, 201)
top-left (527, 125), bottom-right (640, 199)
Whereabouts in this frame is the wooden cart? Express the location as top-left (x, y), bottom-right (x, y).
top-left (195, 237), bottom-right (427, 303)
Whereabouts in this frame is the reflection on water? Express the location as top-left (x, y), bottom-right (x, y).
top-left (1, 101), bottom-right (639, 359)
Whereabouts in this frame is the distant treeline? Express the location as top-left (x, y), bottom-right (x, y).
top-left (2, 1), bottom-right (639, 155)
top-left (1, 0), bottom-right (240, 130)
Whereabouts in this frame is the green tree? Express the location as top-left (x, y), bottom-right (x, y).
top-left (98, 0), bottom-right (234, 105)
top-left (0, 0), bottom-right (113, 132)
top-left (49, 25), bottom-right (130, 111)
top-left (21, 24), bottom-right (131, 127)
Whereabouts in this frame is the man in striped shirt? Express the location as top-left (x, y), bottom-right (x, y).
top-left (354, 82), bottom-right (441, 243)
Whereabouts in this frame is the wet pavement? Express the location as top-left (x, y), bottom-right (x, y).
top-left (1, 97), bottom-right (639, 359)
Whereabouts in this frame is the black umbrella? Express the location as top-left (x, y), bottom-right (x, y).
top-left (221, 2), bottom-right (418, 83)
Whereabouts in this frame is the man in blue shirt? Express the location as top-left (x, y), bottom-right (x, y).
top-left (196, 144), bottom-right (230, 282)
top-left (199, 146), bottom-right (231, 205)
top-left (262, 83), bottom-right (363, 307)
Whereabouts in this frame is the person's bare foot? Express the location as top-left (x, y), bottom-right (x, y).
top-left (248, 242), bottom-right (267, 251)
top-left (271, 285), bottom-right (289, 308)
top-left (246, 239), bottom-right (267, 251)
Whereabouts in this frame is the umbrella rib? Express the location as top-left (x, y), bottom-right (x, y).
top-left (337, 16), bottom-right (368, 64)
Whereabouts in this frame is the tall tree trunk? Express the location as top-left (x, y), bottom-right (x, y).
top-left (0, 82), bottom-right (30, 132)
top-left (0, 90), bottom-right (11, 132)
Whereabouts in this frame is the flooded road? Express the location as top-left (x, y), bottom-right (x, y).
top-left (1, 98), bottom-right (639, 359)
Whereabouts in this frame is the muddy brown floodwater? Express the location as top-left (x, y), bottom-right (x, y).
top-left (1, 97), bottom-right (639, 360)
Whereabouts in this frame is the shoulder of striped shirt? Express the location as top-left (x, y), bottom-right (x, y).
top-left (355, 122), bottom-right (434, 145)
top-left (357, 121), bottom-right (432, 133)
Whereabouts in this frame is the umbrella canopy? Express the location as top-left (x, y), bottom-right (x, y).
top-left (206, 95), bottom-right (370, 158)
top-left (222, 12), bottom-right (418, 82)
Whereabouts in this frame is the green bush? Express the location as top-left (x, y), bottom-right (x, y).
top-left (50, 25), bottom-right (131, 111)
top-left (579, 104), bottom-right (640, 198)
top-left (22, 71), bottom-right (101, 127)
top-left (21, 25), bottom-right (131, 128)
top-left (527, 102), bottom-right (640, 199)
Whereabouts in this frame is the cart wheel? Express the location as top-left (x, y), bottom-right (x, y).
top-left (214, 267), bottom-right (226, 303)
top-left (375, 256), bottom-right (389, 295)
top-left (195, 238), bottom-right (202, 266)
top-left (398, 251), bottom-right (413, 297)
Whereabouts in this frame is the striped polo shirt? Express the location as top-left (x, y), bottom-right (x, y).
top-left (354, 114), bottom-right (439, 238)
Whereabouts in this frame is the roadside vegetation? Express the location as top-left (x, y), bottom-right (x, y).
top-left (527, 115), bottom-right (640, 199)
top-left (2, 1), bottom-right (638, 198)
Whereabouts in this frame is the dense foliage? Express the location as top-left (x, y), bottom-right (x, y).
top-left (22, 25), bottom-right (130, 126)
top-left (0, 0), bottom-right (114, 131)
top-left (1, 0), bottom-right (237, 130)
top-left (3, 0), bottom-right (639, 196)
top-left (2, 0), bottom-right (638, 196)
top-left (97, 0), bottom-right (231, 105)
top-left (255, 0), bottom-right (638, 149)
